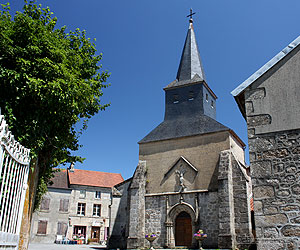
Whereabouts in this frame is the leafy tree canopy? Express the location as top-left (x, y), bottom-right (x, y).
top-left (0, 1), bottom-right (110, 207)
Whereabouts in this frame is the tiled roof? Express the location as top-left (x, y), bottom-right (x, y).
top-left (48, 170), bottom-right (69, 189)
top-left (68, 169), bottom-right (124, 188)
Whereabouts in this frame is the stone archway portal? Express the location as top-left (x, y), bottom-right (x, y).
top-left (175, 211), bottom-right (192, 247)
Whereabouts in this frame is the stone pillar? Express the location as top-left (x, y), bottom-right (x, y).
top-left (218, 150), bottom-right (237, 249)
top-left (231, 154), bottom-right (253, 248)
top-left (127, 161), bottom-right (146, 249)
top-left (165, 221), bottom-right (174, 248)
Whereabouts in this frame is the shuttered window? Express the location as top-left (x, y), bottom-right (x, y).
top-left (40, 197), bottom-right (50, 211)
top-left (57, 222), bottom-right (68, 236)
top-left (37, 220), bottom-right (47, 234)
top-left (59, 199), bottom-right (69, 212)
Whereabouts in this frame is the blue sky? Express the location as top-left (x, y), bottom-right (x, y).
top-left (8, 0), bottom-right (300, 179)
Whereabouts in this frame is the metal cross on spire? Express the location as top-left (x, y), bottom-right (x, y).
top-left (187, 8), bottom-right (196, 21)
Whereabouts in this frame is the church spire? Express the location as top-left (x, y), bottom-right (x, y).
top-left (176, 9), bottom-right (206, 82)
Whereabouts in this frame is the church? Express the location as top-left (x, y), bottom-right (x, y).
top-left (110, 13), bottom-right (253, 250)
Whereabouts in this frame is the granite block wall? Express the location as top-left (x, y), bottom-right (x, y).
top-left (248, 128), bottom-right (300, 250)
top-left (198, 192), bottom-right (219, 248)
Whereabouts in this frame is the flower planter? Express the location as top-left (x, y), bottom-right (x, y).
top-left (145, 235), bottom-right (157, 249)
top-left (194, 230), bottom-right (207, 250)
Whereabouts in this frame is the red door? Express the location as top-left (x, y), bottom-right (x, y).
top-left (175, 212), bottom-right (192, 247)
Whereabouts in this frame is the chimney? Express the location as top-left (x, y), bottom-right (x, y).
top-left (69, 162), bottom-right (75, 172)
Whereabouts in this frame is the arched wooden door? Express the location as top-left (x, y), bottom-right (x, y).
top-left (175, 211), bottom-right (192, 247)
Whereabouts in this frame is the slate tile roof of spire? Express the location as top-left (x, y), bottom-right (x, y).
top-left (165, 18), bottom-right (206, 90)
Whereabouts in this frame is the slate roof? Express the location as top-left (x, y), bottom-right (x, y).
top-left (231, 35), bottom-right (300, 117)
top-left (68, 169), bottom-right (124, 188)
top-left (175, 19), bottom-right (206, 83)
top-left (48, 170), bottom-right (69, 189)
top-left (139, 114), bottom-right (229, 144)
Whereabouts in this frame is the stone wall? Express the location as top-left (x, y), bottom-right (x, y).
top-left (109, 179), bottom-right (131, 249)
top-left (145, 195), bottom-right (166, 247)
top-left (143, 191), bottom-right (219, 249)
top-left (127, 161), bottom-right (147, 249)
top-left (198, 192), bottom-right (219, 248)
top-left (248, 128), bottom-right (300, 249)
top-left (30, 188), bottom-right (71, 244)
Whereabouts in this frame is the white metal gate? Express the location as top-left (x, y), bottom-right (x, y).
top-left (0, 115), bottom-right (30, 249)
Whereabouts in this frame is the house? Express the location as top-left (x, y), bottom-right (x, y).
top-left (232, 35), bottom-right (300, 250)
top-left (30, 165), bottom-right (123, 245)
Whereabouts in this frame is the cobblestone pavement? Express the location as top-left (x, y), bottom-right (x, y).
top-left (28, 243), bottom-right (106, 250)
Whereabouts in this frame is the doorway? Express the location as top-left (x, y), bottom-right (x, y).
top-left (175, 211), bottom-right (192, 247)
top-left (91, 226), bottom-right (101, 243)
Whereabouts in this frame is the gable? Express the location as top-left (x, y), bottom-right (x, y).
top-left (232, 35), bottom-right (300, 119)
top-left (160, 156), bottom-right (198, 193)
top-left (242, 45), bottom-right (300, 134)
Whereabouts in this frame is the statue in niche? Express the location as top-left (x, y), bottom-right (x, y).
top-left (175, 165), bottom-right (186, 192)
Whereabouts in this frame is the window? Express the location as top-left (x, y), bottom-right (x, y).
top-left (95, 191), bottom-right (101, 199)
top-left (40, 197), bottom-right (50, 211)
top-left (79, 190), bottom-right (86, 198)
top-left (173, 94), bottom-right (179, 104)
top-left (37, 220), bottom-right (47, 235)
top-left (206, 93), bottom-right (208, 102)
top-left (93, 204), bottom-right (101, 217)
top-left (211, 100), bottom-right (214, 108)
top-left (57, 222), bottom-right (68, 236)
top-left (188, 91), bottom-right (194, 101)
top-left (59, 199), bottom-right (69, 212)
top-left (77, 203), bottom-right (86, 216)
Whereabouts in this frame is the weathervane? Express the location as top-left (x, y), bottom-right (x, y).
top-left (187, 8), bottom-right (196, 21)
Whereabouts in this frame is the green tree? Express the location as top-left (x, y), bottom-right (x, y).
top-left (0, 1), bottom-right (110, 208)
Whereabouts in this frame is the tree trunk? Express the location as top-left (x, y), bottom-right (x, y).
top-left (18, 159), bottom-right (39, 250)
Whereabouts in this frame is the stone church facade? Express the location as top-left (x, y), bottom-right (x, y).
top-left (232, 35), bottom-right (300, 250)
top-left (110, 17), bottom-right (253, 249)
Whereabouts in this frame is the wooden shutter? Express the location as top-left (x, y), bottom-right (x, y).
top-left (37, 220), bottom-right (47, 234)
top-left (57, 222), bottom-right (62, 235)
top-left (40, 197), bottom-right (50, 210)
top-left (59, 199), bottom-right (69, 212)
top-left (59, 199), bottom-right (64, 212)
top-left (62, 222), bottom-right (68, 236)
top-left (64, 199), bottom-right (69, 212)
top-left (57, 222), bottom-right (68, 236)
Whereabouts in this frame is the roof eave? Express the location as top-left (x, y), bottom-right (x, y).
top-left (229, 129), bottom-right (246, 148)
top-left (138, 128), bottom-right (229, 144)
top-left (163, 80), bottom-right (217, 99)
